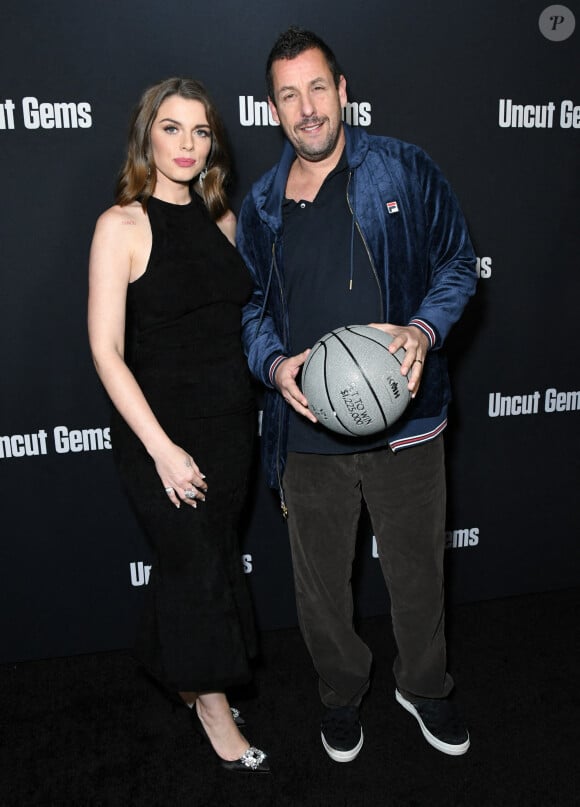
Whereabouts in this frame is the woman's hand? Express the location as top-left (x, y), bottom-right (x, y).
top-left (152, 442), bottom-right (208, 509)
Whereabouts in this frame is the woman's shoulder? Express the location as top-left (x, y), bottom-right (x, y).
top-left (215, 209), bottom-right (237, 245)
top-left (93, 201), bottom-right (149, 247)
top-left (97, 201), bottom-right (147, 230)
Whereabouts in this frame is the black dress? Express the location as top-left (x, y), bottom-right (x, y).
top-left (111, 194), bottom-right (257, 692)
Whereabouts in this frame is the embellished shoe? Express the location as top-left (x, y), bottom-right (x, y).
top-left (219, 746), bottom-right (269, 773)
top-left (194, 712), bottom-right (270, 773)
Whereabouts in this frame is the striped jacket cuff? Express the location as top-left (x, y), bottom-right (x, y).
top-left (268, 355), bottom-right (287, 386)
top-left (409, 318), bottom-right (436, 348)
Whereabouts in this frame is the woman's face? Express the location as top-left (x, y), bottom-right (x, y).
top-left (149, 95), bottom-right (212, 193)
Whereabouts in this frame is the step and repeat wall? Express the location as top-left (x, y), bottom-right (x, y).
top-left (1, 2), bottom-right (578, 663)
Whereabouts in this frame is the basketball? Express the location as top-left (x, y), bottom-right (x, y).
top-left (301, 324), bottom-right (411, 436)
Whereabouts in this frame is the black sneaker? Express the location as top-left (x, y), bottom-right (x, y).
top-left (395, 689), bottom-right (470, 755)
top-left (320, 705), bottom-right (364, 762)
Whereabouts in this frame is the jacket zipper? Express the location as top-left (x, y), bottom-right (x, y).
top-left (346, 171), bottom-right (385, 320)
top-left (270, 239), bottom-right (289, 517)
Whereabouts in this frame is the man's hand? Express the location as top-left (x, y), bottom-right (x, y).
top-left (368, 323), bottom-right (429, 398)
top-left (273, 350), bottom-right (318, 422)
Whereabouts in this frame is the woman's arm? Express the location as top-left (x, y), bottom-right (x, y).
top-left (216, 209), bottom-right (237, 245)
top-left (87, 206), bottom-right (206, 508)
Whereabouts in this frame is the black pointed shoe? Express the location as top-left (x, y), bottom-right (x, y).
top-left (193, 712), bottom-right (270, 773)
top-left (219, 746), bottom-right (270, 773)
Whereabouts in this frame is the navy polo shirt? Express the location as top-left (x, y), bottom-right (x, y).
top-left (283, 149), bottom-right (386, 454)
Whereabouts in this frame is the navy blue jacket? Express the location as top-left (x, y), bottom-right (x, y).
top-left (238, 124), bottom-right (477, 494)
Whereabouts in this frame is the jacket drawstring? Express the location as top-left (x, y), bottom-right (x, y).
top-left (349, 171), bottom-right (356, 290)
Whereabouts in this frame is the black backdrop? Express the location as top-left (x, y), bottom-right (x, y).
top-left (1, 1), bottom-right (579, 663)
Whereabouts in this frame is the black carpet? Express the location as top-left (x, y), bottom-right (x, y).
top-left (2, 587), bottom-right (579, 806)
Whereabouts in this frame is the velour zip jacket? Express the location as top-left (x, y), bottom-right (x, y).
top-left (238, 123), bottom-right (477, 494)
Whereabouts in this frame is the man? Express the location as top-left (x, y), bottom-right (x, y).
top-left (238, 27), bottom-right (477, 762)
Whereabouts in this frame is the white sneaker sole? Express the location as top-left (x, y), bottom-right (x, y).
top-left (321, 727), bottom-right (364, 762)
top-left (395, 689), bottom-right (470, 756)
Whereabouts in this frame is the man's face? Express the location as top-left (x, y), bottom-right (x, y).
top-left (268, 47), bottom-right (347, 163)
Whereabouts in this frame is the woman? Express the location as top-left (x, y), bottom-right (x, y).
top-left (88, 78), bottom-right (268, 773)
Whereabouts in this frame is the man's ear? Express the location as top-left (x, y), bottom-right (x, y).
top-left (268, 97), bottom-right (280, 124)
top-left (338, 75), bottom-right (348, 109)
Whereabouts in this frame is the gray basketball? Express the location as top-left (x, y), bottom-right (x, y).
top-left (301, 325), bottom-right (411, 436)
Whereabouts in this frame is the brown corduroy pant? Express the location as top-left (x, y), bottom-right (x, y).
top-left (283, 435), bottom-right (454, 708)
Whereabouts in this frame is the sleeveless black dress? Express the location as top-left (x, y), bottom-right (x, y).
top-left (111, 194), bottom-right (257, 692)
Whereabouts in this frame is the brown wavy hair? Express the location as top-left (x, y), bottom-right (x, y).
top-left (115, 77), bottom-right (230, 221)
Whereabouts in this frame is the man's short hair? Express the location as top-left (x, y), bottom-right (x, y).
top-left (266, 27), bottom-right (343, 103)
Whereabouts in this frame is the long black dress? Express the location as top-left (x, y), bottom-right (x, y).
top-left (111, 194), bottom-right (257, 692)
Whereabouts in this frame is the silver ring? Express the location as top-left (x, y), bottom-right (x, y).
top-left (414, 359), bottom-right (423, 365)
top-left (184, 489), bottom-right (197, 500)
top-left (164, 487), bottom-right (174, 494)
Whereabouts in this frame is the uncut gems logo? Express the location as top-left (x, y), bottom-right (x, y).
top-left (538, 5), bottom-right (576, 41)
top-left (130, 562), bottom-right (151, 587)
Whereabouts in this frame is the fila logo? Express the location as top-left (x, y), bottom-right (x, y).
top-left (386, 201), bottom-right (399, 214)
